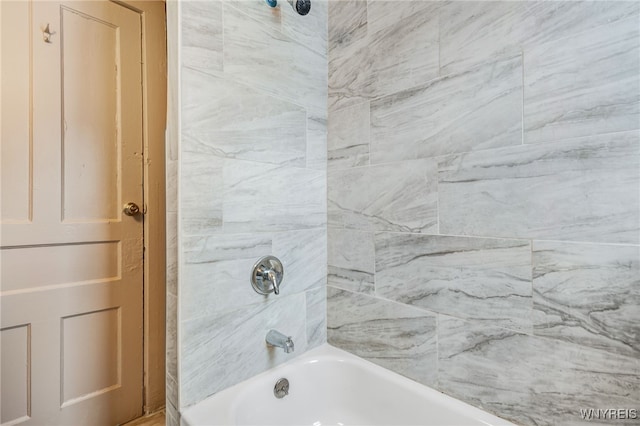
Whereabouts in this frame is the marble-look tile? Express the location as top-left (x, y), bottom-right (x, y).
top-left (182, 67), bottom-right (307, 167)
top-left (328, 1), bottom-right (440, 111)
top-left (223, 4), bottom-right (326, 113)
top-left (181, 1), bottom-right (223, 76)
top-left (533, 241), bottom-right (640, 358)
top-left (306, 114), bottom-right (327, 170)
top-left (182, 228), bottom-right (325, 321)
top-left (327, 228), bottom-right (374, 295)
top-left (166, 401), bottom-right (179, 426)
top-left (524, 17), bottom-right (640, 143)
top-left (223, 159), bottom-right (326, 232)
top-left (281, 0), bottom-right (327, 57)
top-left (166, 212), bottom-right (178, 298)
top-left (439, 1), bottom-right (640, 75)
top-left (273, 228), bottom-right (327, 295)
top-left (439, 1), bottom-right (527, 75)
top-left (438, 316), bottom-right (640, 426)
top-left (327, 286), bottom-right (437, 386)
top-left (328, 35), bottom-right (372, 112)
top-left (166, 160), bottom-right (178, 213)
top-left (370, 55), bottom-right (522, 163)
top-left (166, 374), bottom-right (178, 414)
top-left (182, 233), bottom-right (272, 321)
top-left (306, 286), bottom-right (327, 349)
top-left (376, 233), bottom-right (532, 332)
top-left (328, 0), bottom-right (366, 53)
top-left (180, 151), bottom-right (223, 235)
top-left (181, 293), bottom-right (308, 407)
top-left (365, 1), bottom-right (439, 98)
top-left (167, 0), bottom-right (179, 164)
top-left (166, 292), bottom-right (178, 390)
top-left (328, 102), bottom-right (369, 169)
top-left (520, 2), bottom-right (640, 50)
top-left (328, 159), bottom-right (438, 233)
top-left (366, 0), bottom-right (440, 37)
top-left (225, 0), bottom-right (282, 34)
top-left (437, 316), bottom-right (533, 425)
top-left (327, 0), bottom-right (369, 112)
top-left (438, 131), bottom-right (640, 244)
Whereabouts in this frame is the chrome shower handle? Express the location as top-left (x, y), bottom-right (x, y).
top-left (251, 256), bottom-right (284, 295)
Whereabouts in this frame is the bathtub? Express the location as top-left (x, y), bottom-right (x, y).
top-left (181, 344), bottom-right (515, 426)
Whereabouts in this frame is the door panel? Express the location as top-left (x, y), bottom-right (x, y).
top-left (0, 325), bottom-right (30, 425)
top-left (1, 1), bottom-right (144, 424)
top-left (0, 0), bottom-right (32, 224)
top-left (2, 242), bottom-right (120, 293)
top-left (61, 308), bottom-right (120, 406)
top-left (62, 5), bottom-right (121, 222)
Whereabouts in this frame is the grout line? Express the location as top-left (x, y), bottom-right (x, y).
top-left (325, 227), bottom-right (640, 248)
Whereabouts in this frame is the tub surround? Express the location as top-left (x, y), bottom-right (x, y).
top-left (173, 0), bottom-right (328, 417)
top-left (327, 1), bottom-right (640, 425)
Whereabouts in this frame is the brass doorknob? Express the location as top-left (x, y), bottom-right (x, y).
top-left (123, 202), bottom-right (141, 216)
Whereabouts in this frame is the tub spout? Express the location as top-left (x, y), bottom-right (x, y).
top-left (266, 330), bottom-right (294, 353)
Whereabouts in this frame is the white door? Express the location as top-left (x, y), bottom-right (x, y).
top-left (1, 1), bottom-right (144, 424)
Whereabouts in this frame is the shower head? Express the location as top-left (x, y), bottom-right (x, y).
top-left (265, 0), bottom-right (311, 16)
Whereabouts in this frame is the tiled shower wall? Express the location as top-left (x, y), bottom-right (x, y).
top-left (327, 2), bottom-right (640, 425)
top-left (173, 0), bottom-right (328, 415)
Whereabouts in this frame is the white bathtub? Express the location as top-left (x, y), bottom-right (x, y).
top-left (181, 344), bottom-right (515, 426)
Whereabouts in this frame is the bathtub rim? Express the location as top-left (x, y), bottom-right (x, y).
top-left (180, 343), bottom-right (516, 426)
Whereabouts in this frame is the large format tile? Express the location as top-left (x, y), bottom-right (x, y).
top-left (328, 159), bottom-right (438, 233)
top-left (328, 0), bottom-right (367, 55)
top-left (366, 0), bottom-right (440, 37)
top-left (181, 293), bottom-right (308, 407)
top-left (328, 228), bottom-right (374, 295)
top-left (376, 233), bottom-right (532, 332)
top-left (306, 114), bottom-right (327, 170)
top-left (181, 0), bottom-right (223, 76)
top-left (273, 228), bottom-right (327, 295)
top-left (327, 286), bottom-right (437, 386)
top-left (524, 17), bottom-right (639, 143)
top-left (439, 1), bottom-right (639, 75)
top-left (180, 151), bottom-right (223, 236)
top-left (326, 0), bottom-right (369, 112)
top-left (533, 241), bottom-right (640, 358)
top-left (328, 102), bottom-right (370, 169)
top-left (225, 0), bottom-right (281, 34)
top-left (182, 67), bottom-right (307, 167)
top-left (182, 233), bottom-right (272, 321)
top-left (223, 3), bottom-right (326, 113)
top-left (328, 1), bottom-right (440, 111)
top-left (438, 131), bottom-right (640, 244)
top-left (281, 0), bottom-right (327, 57)
top-left (223, 159), bottom-right (326, 232)
top-left (437, 316), bottom-right (533, 425)
top-left (438, 316), bottom-right (640, 426)
top-left (182, 228), bottom-right (326, 321)
top-left (365, 1), bottom-right (439, 99)
top-left (328, 32), bottom-right (372, 112)
top-left (370, 55), bottom-right (522, 163)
